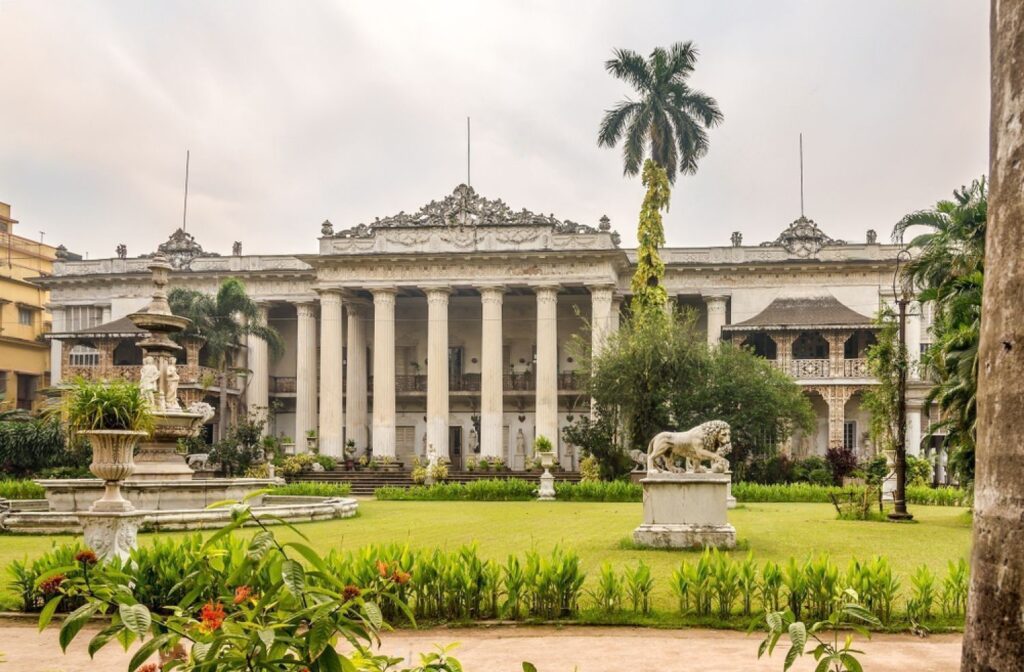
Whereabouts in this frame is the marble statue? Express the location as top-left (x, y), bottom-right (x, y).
top-left (140, 356), bottom-right (160, 409)
top-left (164, 363), bottom-right (181, 410)
top-left (186, 453), bottom-right (211, 471)
top-left (646, 420), bottom-right (732, 474)
top-left (516, 428), bottom-right (526, 455)
top-left (186, 401), bottom-right (216, 428)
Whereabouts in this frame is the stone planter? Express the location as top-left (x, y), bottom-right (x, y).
top-left (82, 429), bottom-right (148, 513)
top-left (537, 451), bottom-right (556, 501)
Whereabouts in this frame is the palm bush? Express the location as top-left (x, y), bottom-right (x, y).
top-left (0, 417), bottom-right (71, 477)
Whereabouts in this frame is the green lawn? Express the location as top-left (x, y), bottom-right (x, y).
top-left (1, 500), bottom-right (971, 611)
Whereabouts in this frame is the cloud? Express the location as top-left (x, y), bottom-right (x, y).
top-left (0, 0), bottom-right (988, 258)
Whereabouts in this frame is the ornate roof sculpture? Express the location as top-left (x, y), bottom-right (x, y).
top-left (760, 215), bottom-right (845, 258)
top-left (142, 228), bottom-right (220, 269)
top-left (330, 184), bottom-right (605, 238)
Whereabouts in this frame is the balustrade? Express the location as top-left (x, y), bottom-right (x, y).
top-left (771, 358), bottom-right (871, 379)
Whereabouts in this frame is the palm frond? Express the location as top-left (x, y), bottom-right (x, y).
top-left (598, 101), bottom-right (641, 148)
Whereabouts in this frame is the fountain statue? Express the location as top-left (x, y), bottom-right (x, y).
top-left (126, 255), bottom-right (205, 480)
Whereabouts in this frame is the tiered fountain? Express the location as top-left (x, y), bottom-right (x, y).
top-left (0, 255), bottom-right (357, 537)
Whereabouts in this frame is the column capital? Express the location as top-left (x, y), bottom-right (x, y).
top-left (295, 302), bottom-right (317, 319)
top-left (424, 286), bottom-right (451, 304)
top-left (479, 285), bottom-right (506, 304)
top-left (370, 286), bottom-right (399, 297)
top-left (317, 288), bottom-right (344, 302)
top-left (702, 293), bottom-right (730, 305)
top-left (588, 283), bottom-right (616, 296)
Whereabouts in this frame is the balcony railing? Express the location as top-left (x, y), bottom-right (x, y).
top-left (771, 358), bottom-right (872, 379)
top-left (270, 376), bottom-right (296, 394)
top-left (62, 364), bottom-right (240, 390)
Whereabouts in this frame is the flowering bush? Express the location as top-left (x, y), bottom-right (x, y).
top-left (38, 503), bottom-right (462, 672)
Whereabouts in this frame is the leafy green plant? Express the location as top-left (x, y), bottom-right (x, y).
top-left (64, 379), bottom-right (152, 434)
top-left (41, 503), bottom-right (462, 672)
top-left (941, 558), bottom-right (969, 616)
top-left (268, 482), bottom-right (352, 498)
top-left (0, 479), bottom-right (45, 499)
top-left (534, 436), bottom-right (553, 454)
top-left (624, 561), bottom-right (654, 614)
top-left (907, 564), bottom-right (936, 623)
top-left (758, 588), bottom-right (882, 672)
top-left (591, 562), bottom-right (624, 613)
top-left (0, 417), bottom-right (74, 477)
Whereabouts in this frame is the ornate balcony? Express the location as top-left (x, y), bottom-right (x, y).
top-left (771, 358), bottom-right (872, 380)
top-left (62, 363), bottom-right (239, 390)
top-left (270, 376), bottom-right (296, 394)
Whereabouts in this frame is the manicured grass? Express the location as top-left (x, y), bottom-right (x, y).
top-left (0, 501), bottom-right (971, 612)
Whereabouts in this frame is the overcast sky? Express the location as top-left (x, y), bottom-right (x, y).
top-left (0, 1), bottom-right (988, 259)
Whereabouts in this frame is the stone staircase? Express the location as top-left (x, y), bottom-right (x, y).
top-left (291, 469), bottom-right (583, 496)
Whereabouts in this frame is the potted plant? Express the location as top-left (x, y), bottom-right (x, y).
top-left (534, 435), bottom-right (556, 501)
top-left (306, 429), bottom-right (318, 452)
top-left (65, 379), bottom-right (153, 512)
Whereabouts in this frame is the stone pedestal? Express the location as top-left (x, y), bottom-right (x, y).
top-left (79, 510), bottom-right (146, 561)
top-left (538, 469), bottom-right (556, 500)
top-left (633, 472), bottom-right (736, 549)
top-left (725, 471), bottom-right (737, 509)
top-left (131, 411), bottom-right (203, 481)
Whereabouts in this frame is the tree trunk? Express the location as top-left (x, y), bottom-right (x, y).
top-left (961, 2), bottom-right (1024, 668)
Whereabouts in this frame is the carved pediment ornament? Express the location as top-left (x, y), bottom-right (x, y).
top-left (760, 216), bottom-right (846, 258)
top-left (330, 183), bottom-right (603, 238)
top-left (141, 228), bottom-right (220, 270)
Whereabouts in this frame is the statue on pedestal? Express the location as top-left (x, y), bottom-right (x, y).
top-left (646, 420), bottom-right (732, 474)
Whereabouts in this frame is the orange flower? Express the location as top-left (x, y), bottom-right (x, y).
top-left (376, 559), bottom-right (389, 577)
top-left (38, 574), bottom-right (66, 595)
top-left (138, 664), bottom-right (159, 672)
top-left (74, 549), bottom-right (98, 565)
top-left (343, 585), bottom-right (361, 602)
top-left (391, 570), bottom-right (411, 585)
top-left (198, 601), bottom-right (226, 633)
top-left (233, 585), bottom-right (252, 605)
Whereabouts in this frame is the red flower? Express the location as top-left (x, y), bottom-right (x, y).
top-left (343, 585), bottom-right (361, 602)
top-left (75, 549), bottom-right (98, 565)
top-left (391, 570), bottom-right (411, 585)
top-left (233, 585), bottom-right (252, 605)
top-left (138, 664), bottom-right (159, 672)
top-left (198, 601), bottom-right (226, 633)
top-left (38, 574), bottom-right (66, 595)
top-left (376, 559), bottom-right (389, 577)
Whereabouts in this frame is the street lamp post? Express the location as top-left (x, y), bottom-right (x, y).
top-left (889, 249), bottom-right (914, 521)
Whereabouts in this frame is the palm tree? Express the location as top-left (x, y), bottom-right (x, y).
top-left (892, 178), bottom-right (986, 482)
top-left (963, 2), bottom-right (1024, 665)
top-left (598, 42), bottom-right (722, 185)
top-left (168, 278), bottom-right (283, 439)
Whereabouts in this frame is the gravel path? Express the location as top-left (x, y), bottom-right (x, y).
top-left (0, 622), bottom-right (961, 671)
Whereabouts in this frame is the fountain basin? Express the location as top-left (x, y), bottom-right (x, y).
top-left (0, 495), bottom-right (358, 534)
top-left (37, 478), bottom-right (281, 512)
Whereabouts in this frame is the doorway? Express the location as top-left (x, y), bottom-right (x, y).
top-left (449, 426), bottom-right (463, 470)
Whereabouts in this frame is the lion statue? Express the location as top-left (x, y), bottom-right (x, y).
top-left (646, 420), bottom-right (732, 474)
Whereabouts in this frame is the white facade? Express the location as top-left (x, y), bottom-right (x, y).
top-left (39, 185), bottom-right (936, 471)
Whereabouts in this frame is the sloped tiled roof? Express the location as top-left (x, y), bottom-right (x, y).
top-left (724, 294), bottom-right (874, 332)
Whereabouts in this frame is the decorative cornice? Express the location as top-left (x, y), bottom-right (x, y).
top-left (141, 228), bottom-right (220, 270)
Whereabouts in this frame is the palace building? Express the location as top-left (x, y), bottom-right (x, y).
top-left (35, 185), bottom-right (944, 478)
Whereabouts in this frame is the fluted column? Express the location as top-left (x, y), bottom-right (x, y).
top-left (425, 287), bottom-right (450, 462)
top-left (907, 403), bottom-right (923, 457)
top-left (294, 302), bottom-right (319, 452)
top-left (611, 296), bottom-right (622, 334)
top-left (246, 303), bottom-right (270, 433)
top-left (704, 295), bottom-right (729, 347)
top-left (345, 302), bottom-right (369, 453)
top-left (589, 285), bottom-right (614, 356)
top-left (318, 290), bottom-right (345, 458)
top-left (535, 285), bottom-right (559, 454)
top-left (480, 286), bottom-right (505, 460)
top-left (50, 307), bottom-right (65, 385)
top-left (372, 288), bottom-right (397, 459)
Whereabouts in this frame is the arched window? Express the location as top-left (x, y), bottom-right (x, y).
top-left (112, 340), bottom-right (143, 366)
top-left (68, 342), bottom-right (100, 367)
top-left (741, 332), bottom-right (777, 359)
top-left (792, 332), bottom-right (829, 359)
top-left (844, 330), bottom-right (877, 359)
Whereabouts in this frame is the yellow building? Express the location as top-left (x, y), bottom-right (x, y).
top-left (0, 202), bottom-right (75, 410)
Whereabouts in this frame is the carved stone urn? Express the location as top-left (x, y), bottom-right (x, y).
top-left (83, 430), bottom-right (148, 512)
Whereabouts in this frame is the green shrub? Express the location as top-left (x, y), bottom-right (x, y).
top-left (906, 455), bottom-right (934, 486)
top-left (316, 455), bottom-right (337, 471)
top-left (269, 482), bottom-right (352, 497)
top-left (732, 482), bottom-right (969, 506)
top-left (375, 479), bottom-right (643, 502)
top-left (0, 479), bottom-right (45, 499)
top-left (0, 418), bottom-right (71, 477)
